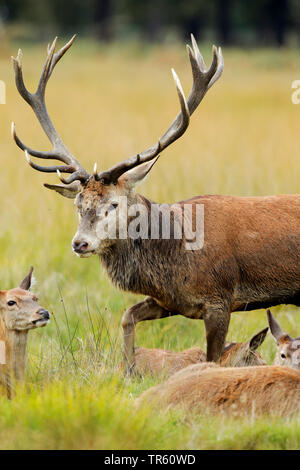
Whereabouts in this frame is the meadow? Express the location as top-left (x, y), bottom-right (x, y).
top-left (0, 35), bottom-right (300, 449)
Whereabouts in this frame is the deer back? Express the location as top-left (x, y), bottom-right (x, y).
top-left (138, 365), bottom-right (300, 417)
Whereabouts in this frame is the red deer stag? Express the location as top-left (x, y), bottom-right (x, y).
top-left (135, 327), bottom-right (268, 376)
top-left (12, 35), bottom-right (300, 374)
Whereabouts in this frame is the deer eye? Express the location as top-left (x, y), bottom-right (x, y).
top-left (7, 300), bottom-right (16, 306)
top-left (281, 353), bottom-right (286, 359)
top-left (104, 203), bottom-right (118, 217)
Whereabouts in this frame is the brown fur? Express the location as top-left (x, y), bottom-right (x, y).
top-left (138, 365), bottom-right (300, 417)
top-left (135, 346), bottom-right (207, 377)
top-left (135, 332), bottom-right (267, 377)
top-left (0, 269), bottom-right (49, 398)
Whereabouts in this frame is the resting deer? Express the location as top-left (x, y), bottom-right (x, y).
top-left (0, 268), bottom-right (50, 398)
top-left (12, 35), bottom-right (300, 374)
top-left (139, 311), bottom-right (300, 416)
top-left (138, 363), bottom-right (300, 417)
top-left (267, 309), bottom-right (300, 369)
top-left (135, 327), bottom-right (268, 376)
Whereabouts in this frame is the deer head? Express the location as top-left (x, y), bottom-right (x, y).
top-left (267, 309), bottom-right (300, 370)
top-left (0, 267), bottom-right (50, 331)
top-left (12, 35), bottom-right (223, 257)
top-left (221, 327), bottom-right (269, 367)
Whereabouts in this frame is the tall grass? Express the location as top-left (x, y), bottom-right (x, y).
top-left (0, 38), bottom-right (300, 449)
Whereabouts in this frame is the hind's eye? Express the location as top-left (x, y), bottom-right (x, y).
top-left (281, 353), bottom-right (286, 359)
top-left (7, 300), bottom-right (16, 306)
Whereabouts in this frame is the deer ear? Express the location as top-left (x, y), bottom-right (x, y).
top-left (19, 266), bottom-right (34, 290)
top-left (0, 291), bottom-right (5, 309)
top-left (267, 309), bottom-right (286, 342)
top-left (44, 181), bottom-right (81, 199)
top-left (119, 157), bottom-right (159, 190)
top-left (249, 327), bottom-right (269, 351)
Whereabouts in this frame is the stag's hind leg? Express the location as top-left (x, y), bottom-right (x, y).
top-left (122, 297), bottom-right (177, 375)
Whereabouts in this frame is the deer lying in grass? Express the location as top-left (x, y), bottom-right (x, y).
top-left (267, 309), bottom-right (300, 369)
top-left (138, 311), bottom-right (300, 417)
top-left (0, 268), bottom-right (50, 398)
top-left (138, 364), bottom-right (300, 417)
top-left (135, 327), bottom-right (268, 377)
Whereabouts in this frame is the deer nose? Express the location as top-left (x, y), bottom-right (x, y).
top-left (37, 309), bottom-right (50, 320)
top-left (72, 240), bottom-right (89, 253)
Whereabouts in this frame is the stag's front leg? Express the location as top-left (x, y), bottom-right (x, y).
top-left (204, 308), bottom-right (231, 362)
top-left (122, 297), bottom-right (176, 375)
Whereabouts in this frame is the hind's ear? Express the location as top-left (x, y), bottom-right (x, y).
top-left (19, 266), bottom-right (34, 290)
top-left (44, 181), bottom-right (81, 199)
top-left (267, 309), bottom-right (286, 343)
top-left (249, 327), bottom-right (269, 351)
top-left (0, 291), bottom-right (6, 306)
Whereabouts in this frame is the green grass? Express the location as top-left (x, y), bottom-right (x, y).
top-left (0, 37), bottom-right (300, 449)
top-left (1, 380), bottom-right (300, 450)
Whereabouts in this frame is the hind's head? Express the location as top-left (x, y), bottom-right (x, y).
top-left (221, 327), bottom-right (268, 367)
top-left (267, 309), bottom-right (300, 370)
top-left (0, 267), bottom-right (50, 332)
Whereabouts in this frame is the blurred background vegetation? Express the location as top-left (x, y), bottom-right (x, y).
top-left (0, 0), bottom-right (300, 47)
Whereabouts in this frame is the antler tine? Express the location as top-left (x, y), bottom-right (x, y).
top-left (12, 49), bottom-right (32, 106)
top-left (12, 35), bottom-right (89, 183)
top-left (38, 35), bottom-right (77, 96)
top-left (97, 35), bottom-right (223, 185)
top-left (24, 150), bottom-right (75, 174)
top-left (93, 162), bottom-right (101, 181)
top-left (56, 169), bottom-right (87, 185)
top-left (190, 33), bottom-right (206, 72)
top-left (12, 122), bottom-right (66, 161)
top-left (208, 47), bottom-right (224, 90)
top-left (160, 68), bottom-right (190, 146)
top-left (37, 37), bottom-right (57, 97)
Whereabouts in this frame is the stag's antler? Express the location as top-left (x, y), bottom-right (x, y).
top-left (12, 35), bottom-right (89, 184)
top-left (97, 34), bottom-right (224, 184)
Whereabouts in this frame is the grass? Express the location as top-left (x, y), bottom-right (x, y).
top-left (0, 36), bottom-right (300, 449)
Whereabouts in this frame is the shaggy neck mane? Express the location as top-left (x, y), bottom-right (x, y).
top-left (99, 196), bottom-right (188, 305)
